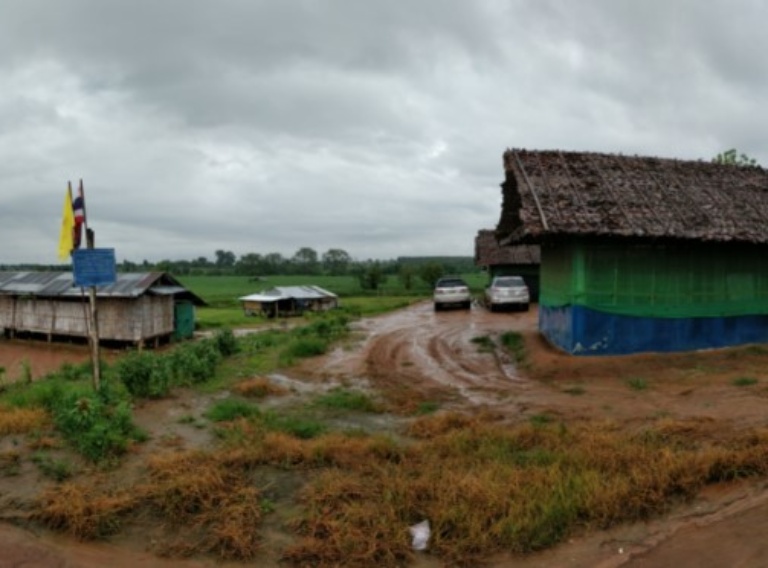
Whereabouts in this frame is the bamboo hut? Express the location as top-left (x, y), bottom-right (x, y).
top-left (0, 271), bottom-right (205, 347)
top-left (495, 148), bottom-right (768, 355)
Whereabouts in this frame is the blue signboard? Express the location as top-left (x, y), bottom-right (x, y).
top-left (72, 248), bottom-right (117, 287)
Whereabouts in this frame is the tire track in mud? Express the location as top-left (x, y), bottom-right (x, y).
top-left (357, 304), bottom-right (531, 407)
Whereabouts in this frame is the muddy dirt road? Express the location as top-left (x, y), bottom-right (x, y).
top-left (4, 301), bottom-right (768, 567)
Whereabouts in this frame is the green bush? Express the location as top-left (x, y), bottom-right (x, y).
top-left (115, 351), bottom-right (171, 398)
top-left (52, 392), bottom-right (142, 462)
top-left (212, 328), bottom-right (239, 356)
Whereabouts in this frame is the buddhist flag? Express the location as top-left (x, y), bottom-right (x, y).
top-left (73, 180), bottom-right (86, 250)
top-left (58, 183), bottom-right (75, 260)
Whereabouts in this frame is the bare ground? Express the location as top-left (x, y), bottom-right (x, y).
top-left (3, 302), bottom-right (768, 567)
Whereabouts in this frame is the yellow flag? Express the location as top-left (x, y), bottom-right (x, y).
top-left (58, 184), bottom-right (74, 260)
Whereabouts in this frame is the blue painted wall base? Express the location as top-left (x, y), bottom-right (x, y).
top-left (540, 305), bottom-right (768, 355)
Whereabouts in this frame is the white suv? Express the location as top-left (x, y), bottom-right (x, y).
top-left (485, 276), bottom-right (529, 312)
top-left (433, 277), bottom-right (472, 311)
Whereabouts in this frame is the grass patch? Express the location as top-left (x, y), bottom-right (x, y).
top-left (415, 401), bottom-right (441, 415)
top-left (313, 388), bottom-right (380, 413)
top-left (627, 377), bottom-right (649, 391)
top-left (500, 331), bottom-right (526, 364)
top-left (732, 376), bottom-right (759, 387)
top-left (471, 335), bottom-right (495, 353)
top-left (32, 453), bottom-right (74, 481)
top-left (562, 385), bottom-right (586, 396)
top-left (205, 399), bottom-right (260, 422)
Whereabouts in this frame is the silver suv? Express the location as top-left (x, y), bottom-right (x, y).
top-left (485, 276), bottom-right (529, 312)
top-left (433, 277), bottom-right (471, 311)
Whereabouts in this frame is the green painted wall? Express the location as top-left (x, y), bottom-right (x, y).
top-left (540, 240), bottom-right (768, 318)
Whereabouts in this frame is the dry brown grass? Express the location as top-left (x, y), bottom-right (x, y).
top-left (0, 450), bottom-right (21, 476)
top-left (35, 481), bottom-right (136, 539)
top-left (31, 411), bottom-right (768, 567)
top-left (0, 406), bottom-right (48, 435)
top-left (233, 376), bottom-right (289, 398)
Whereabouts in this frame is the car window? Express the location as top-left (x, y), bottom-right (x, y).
top-left (493, 277), bottom-right (525, 287)
top-left (436, 279), bottom-right (467, 287)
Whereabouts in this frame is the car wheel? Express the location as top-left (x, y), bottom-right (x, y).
top-left (522, 303), bottom-right (529, 312)
top-left (434, 303), bottom-right (441, 312)
top-left (488, 303), bottom-right (496, 313)
top-left (463, 300), bottom-right (471, 310)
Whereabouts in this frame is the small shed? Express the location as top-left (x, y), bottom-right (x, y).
top-left (239, 286), bottom-right (338, 318)
top-left (474, 229), bottom-right (541, 301)
top-left (0, 271), bottom-right (205, 347)
top-left (495, 148), bottom-right (768, 355)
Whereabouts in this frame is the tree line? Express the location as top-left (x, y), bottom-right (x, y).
top-left (114, 248), bottom-right (479, 290)
top-left (1, 248), bottom-right (480, 290)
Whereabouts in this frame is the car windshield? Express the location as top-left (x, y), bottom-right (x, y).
top-left (436, 279), bottom-right (466, 288)
top-left (493, 277), bottom-right (525, 288)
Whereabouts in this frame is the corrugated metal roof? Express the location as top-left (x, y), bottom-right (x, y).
top-left (240, 285), bottom-right (337, 303)
top-left (0, 271), bottom-right (205, 305)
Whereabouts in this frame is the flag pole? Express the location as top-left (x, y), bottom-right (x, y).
top-left (81, 179), bottom-right (101, 391)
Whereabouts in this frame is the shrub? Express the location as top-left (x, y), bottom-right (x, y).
top-left (212, 328), bottom-right (239, 356)
top-left (52, 392), bottom-right (143, 463)
top-left (115, 351), bottom-right (171, 399)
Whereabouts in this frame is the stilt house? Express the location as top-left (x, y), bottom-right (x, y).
top-left (0, 271), bottom-right (205, 347)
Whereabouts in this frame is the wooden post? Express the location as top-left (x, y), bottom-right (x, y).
top-left (86, 227), bottom-right (101, 391)
top-left (78, 179), bottom-right (100, 391)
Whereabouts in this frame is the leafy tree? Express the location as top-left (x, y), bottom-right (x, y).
top-left (215, 249), bottom-right (236, 267)
top-left (419, 262), bottom-right (444, 289)
top-left (322, 248), bottom-right (351, 276)
top-left (236, 253), bottom-right (263, 276)
top-left (292, 247), bottom-right (320, 275)
top-left (356, 261), bottom-right (387, 290)
top-left (712, 148), bottom-right (760, 167)
top-left (398, 264), bottom-right (417, 290)
top-left (262, 252), bottom-right (286, 275)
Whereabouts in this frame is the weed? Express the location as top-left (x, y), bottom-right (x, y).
top-left (313, 388), bottom-right (379, 413)
top-left (20, 359), bottom-right (32, 384)
top-left (32, 453), bottom-right (74, 481)
top-left (471, 335), bottom-right (495, 353)
top-left (627, 377), bottom-right (648, 391)
top-left (732, 376), bottom-right (759, 387)
top-left (205, 399), bottom-right (260, 422)
top-left (263, 412), bottom-right (328, 439)
top-left (415, 401), bottom-right (440, 415)
top-left (529, 413), bottom-right (554, 427)
top-left (500, 331), bottom-right (526, 363)
top-left (0, 451), bottom-right (21, 476)
top-left (562, 386), bottom-right (586, 396)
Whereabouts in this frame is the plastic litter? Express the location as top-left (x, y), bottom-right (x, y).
top-left (409, 520), bottom-right (431, 551)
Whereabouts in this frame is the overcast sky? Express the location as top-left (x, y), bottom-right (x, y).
top-left (2, 0), bottom-right (767, 265)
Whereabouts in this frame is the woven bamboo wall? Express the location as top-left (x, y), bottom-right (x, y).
top-left (0, 295), bottom-right (174, 342)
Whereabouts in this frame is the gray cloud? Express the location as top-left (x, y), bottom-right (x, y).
top-left (2, 0), bottom-right (767, 264)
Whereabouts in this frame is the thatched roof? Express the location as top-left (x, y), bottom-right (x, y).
top-left (474, 230), bottom-right (540, 266)
top-left (496, 149), bottom-right (768, 245)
